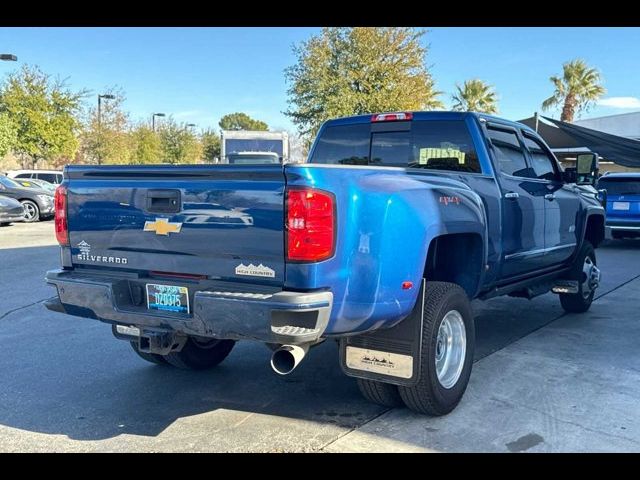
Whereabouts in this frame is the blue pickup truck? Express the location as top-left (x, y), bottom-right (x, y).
top-left (45, 111), bottom-right (605, 416)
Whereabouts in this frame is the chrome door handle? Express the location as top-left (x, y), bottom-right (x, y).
top-left (504, 192), bottom-right (519, 199)
top-left (544, 193), bottom-right (556, 201)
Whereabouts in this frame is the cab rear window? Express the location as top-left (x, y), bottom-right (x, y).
top-left (310, 120), bottom-right (481, 173)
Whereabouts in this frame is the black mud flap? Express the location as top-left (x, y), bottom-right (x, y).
top-left (339, 280), bottom-right (425, 387)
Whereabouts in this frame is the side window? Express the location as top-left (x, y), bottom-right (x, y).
top-left (56, 174), bottom-right (63, 184)
top-left (410, 121), bottom-right (481, 173)
top-left (487, 127), bottom-right (532, 178)
top-left (309, 124), bottom-right (370, 165)
top-left (523, 135), bottom-right (558, 181)
top-left (15, 173), bottom-right (30, 179)
top-left (38, 173), bottom-right (56, 183)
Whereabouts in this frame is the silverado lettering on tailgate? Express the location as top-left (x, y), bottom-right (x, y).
top-left (76, 240), bottom-right (128, 264)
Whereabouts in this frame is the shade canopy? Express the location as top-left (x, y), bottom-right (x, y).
top-left (518, 115), bottom-right (640, 168)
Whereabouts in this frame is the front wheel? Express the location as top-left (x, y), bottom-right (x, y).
top-left (398, 282), bottom-right (475, 416)
top-left (21, 200), bottom-right (40, 222)
top-left (165, 336), bottom-right (236, 370)
top-left (559, 241), bottom-right (599, 313)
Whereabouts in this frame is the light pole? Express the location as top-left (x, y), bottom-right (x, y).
top-left (152, 113), bottom-right (166, 131)
top-left (0, 54), bottom-right (17, 61)
top-left (97, 94), bottom-right (115, 129)
top-left (97, 94), bottom-right (115, 164)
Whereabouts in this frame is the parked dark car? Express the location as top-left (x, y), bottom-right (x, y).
top-left (0, 195), bottom-right (25, 225)
top-left (598, 173), bottom-right (640, 239)
top-left (0, 175), bottom-right (54, 222)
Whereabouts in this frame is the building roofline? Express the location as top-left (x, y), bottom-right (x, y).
top-left (575, 110), bottom-right (640, 122)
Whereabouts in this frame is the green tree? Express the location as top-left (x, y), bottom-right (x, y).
top-left (451, 79), bottom-right (498, 114)
top-left (219, 112), bottom-right (269, 131)
top-left (0, 113), bottom-right (17, 158)
top-left (130, 124), bottom-right (162, 164)
top-left (542, 59), bottom-right (606, 123)
top-left (284, 27), bottom-right (443, 138)
top-left (80, 87), bottom-right (132, 164)
top-left (159, 118), bottom-right (201, 164)
top-left (0, 65), bottom-right (86, 168)
top-left (201, 129), bottom-right (221, 162)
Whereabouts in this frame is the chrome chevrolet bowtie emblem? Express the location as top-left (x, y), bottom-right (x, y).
top-left (143, 218), bottom-right (183, 236)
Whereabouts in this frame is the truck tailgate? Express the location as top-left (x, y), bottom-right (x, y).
top-left (65, 165), bottom-right (285, 285)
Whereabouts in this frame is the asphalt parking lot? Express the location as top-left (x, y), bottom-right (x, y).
top-left (1, 221), bottom-right (640, 452)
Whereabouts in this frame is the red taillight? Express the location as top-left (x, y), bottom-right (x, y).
top-left (371, 112), bottom-right (413, 122)
top-left (286, 188), bottom-right (335, 262)
top-left (54, 185), bottom-right (69, 246)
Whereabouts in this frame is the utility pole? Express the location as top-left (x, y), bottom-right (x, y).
top-left (152, 113), bottom-right (166, 132)
top-left (97, 94), bottom-right (115, 164)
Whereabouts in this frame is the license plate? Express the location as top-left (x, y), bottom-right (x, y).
top-left (146, 284), bottom-right (190, 314)
top-left (613, 202), bottom-right (630, 211)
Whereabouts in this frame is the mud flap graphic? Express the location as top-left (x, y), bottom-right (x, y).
top-left (345, 347), bottom-right (413, 379)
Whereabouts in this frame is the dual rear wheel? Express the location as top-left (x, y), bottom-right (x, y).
top-left (357, 282), bottom-right (475, 416)
top-left (358, 244), bottom-right (598, 415)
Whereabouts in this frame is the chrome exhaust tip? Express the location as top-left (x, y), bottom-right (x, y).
top-left (270, 344), bottom-right (310, 375)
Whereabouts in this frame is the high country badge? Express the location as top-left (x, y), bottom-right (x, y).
top-left (235, 263), bottom-right (275, 278)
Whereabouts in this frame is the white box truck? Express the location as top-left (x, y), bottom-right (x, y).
top-left (220, 130), bottom-right (290, 165)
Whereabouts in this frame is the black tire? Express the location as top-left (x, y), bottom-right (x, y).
top-left (560, 241), bottom-right (597, 313)
top-left (20, 200), bottom-right (40, 222)
top-left (165, 337), bottom-right (236, 370)
top-left (398, 282), bottom-right (475, 416)
top-left (129, 341), bottom-right (168, 365)
top-left (356, 378), bottom-right (403, 408)
top-left (611, 231), bottom-right (625, 240)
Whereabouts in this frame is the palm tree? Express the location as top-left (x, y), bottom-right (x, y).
top-left (542, 59), bottom-right (606, 123)
top-left (451, 79), bottom-right (498, 114)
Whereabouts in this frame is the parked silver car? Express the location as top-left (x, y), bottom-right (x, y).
top-left (0, 195), bottom-right (26, 226)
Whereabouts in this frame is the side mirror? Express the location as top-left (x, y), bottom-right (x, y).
top-left (575, 152), bottom-right (599, 185)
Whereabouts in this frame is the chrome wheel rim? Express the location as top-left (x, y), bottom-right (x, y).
top-left (435, 310), bottom-right (467, 389)
top-left (581, 256), bottom-right (600, 299)
top-left (22, 202), bottom-right (37, 221)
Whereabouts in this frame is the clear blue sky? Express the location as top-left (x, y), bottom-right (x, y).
top-left (1, 27), bottom-right (639, 132)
